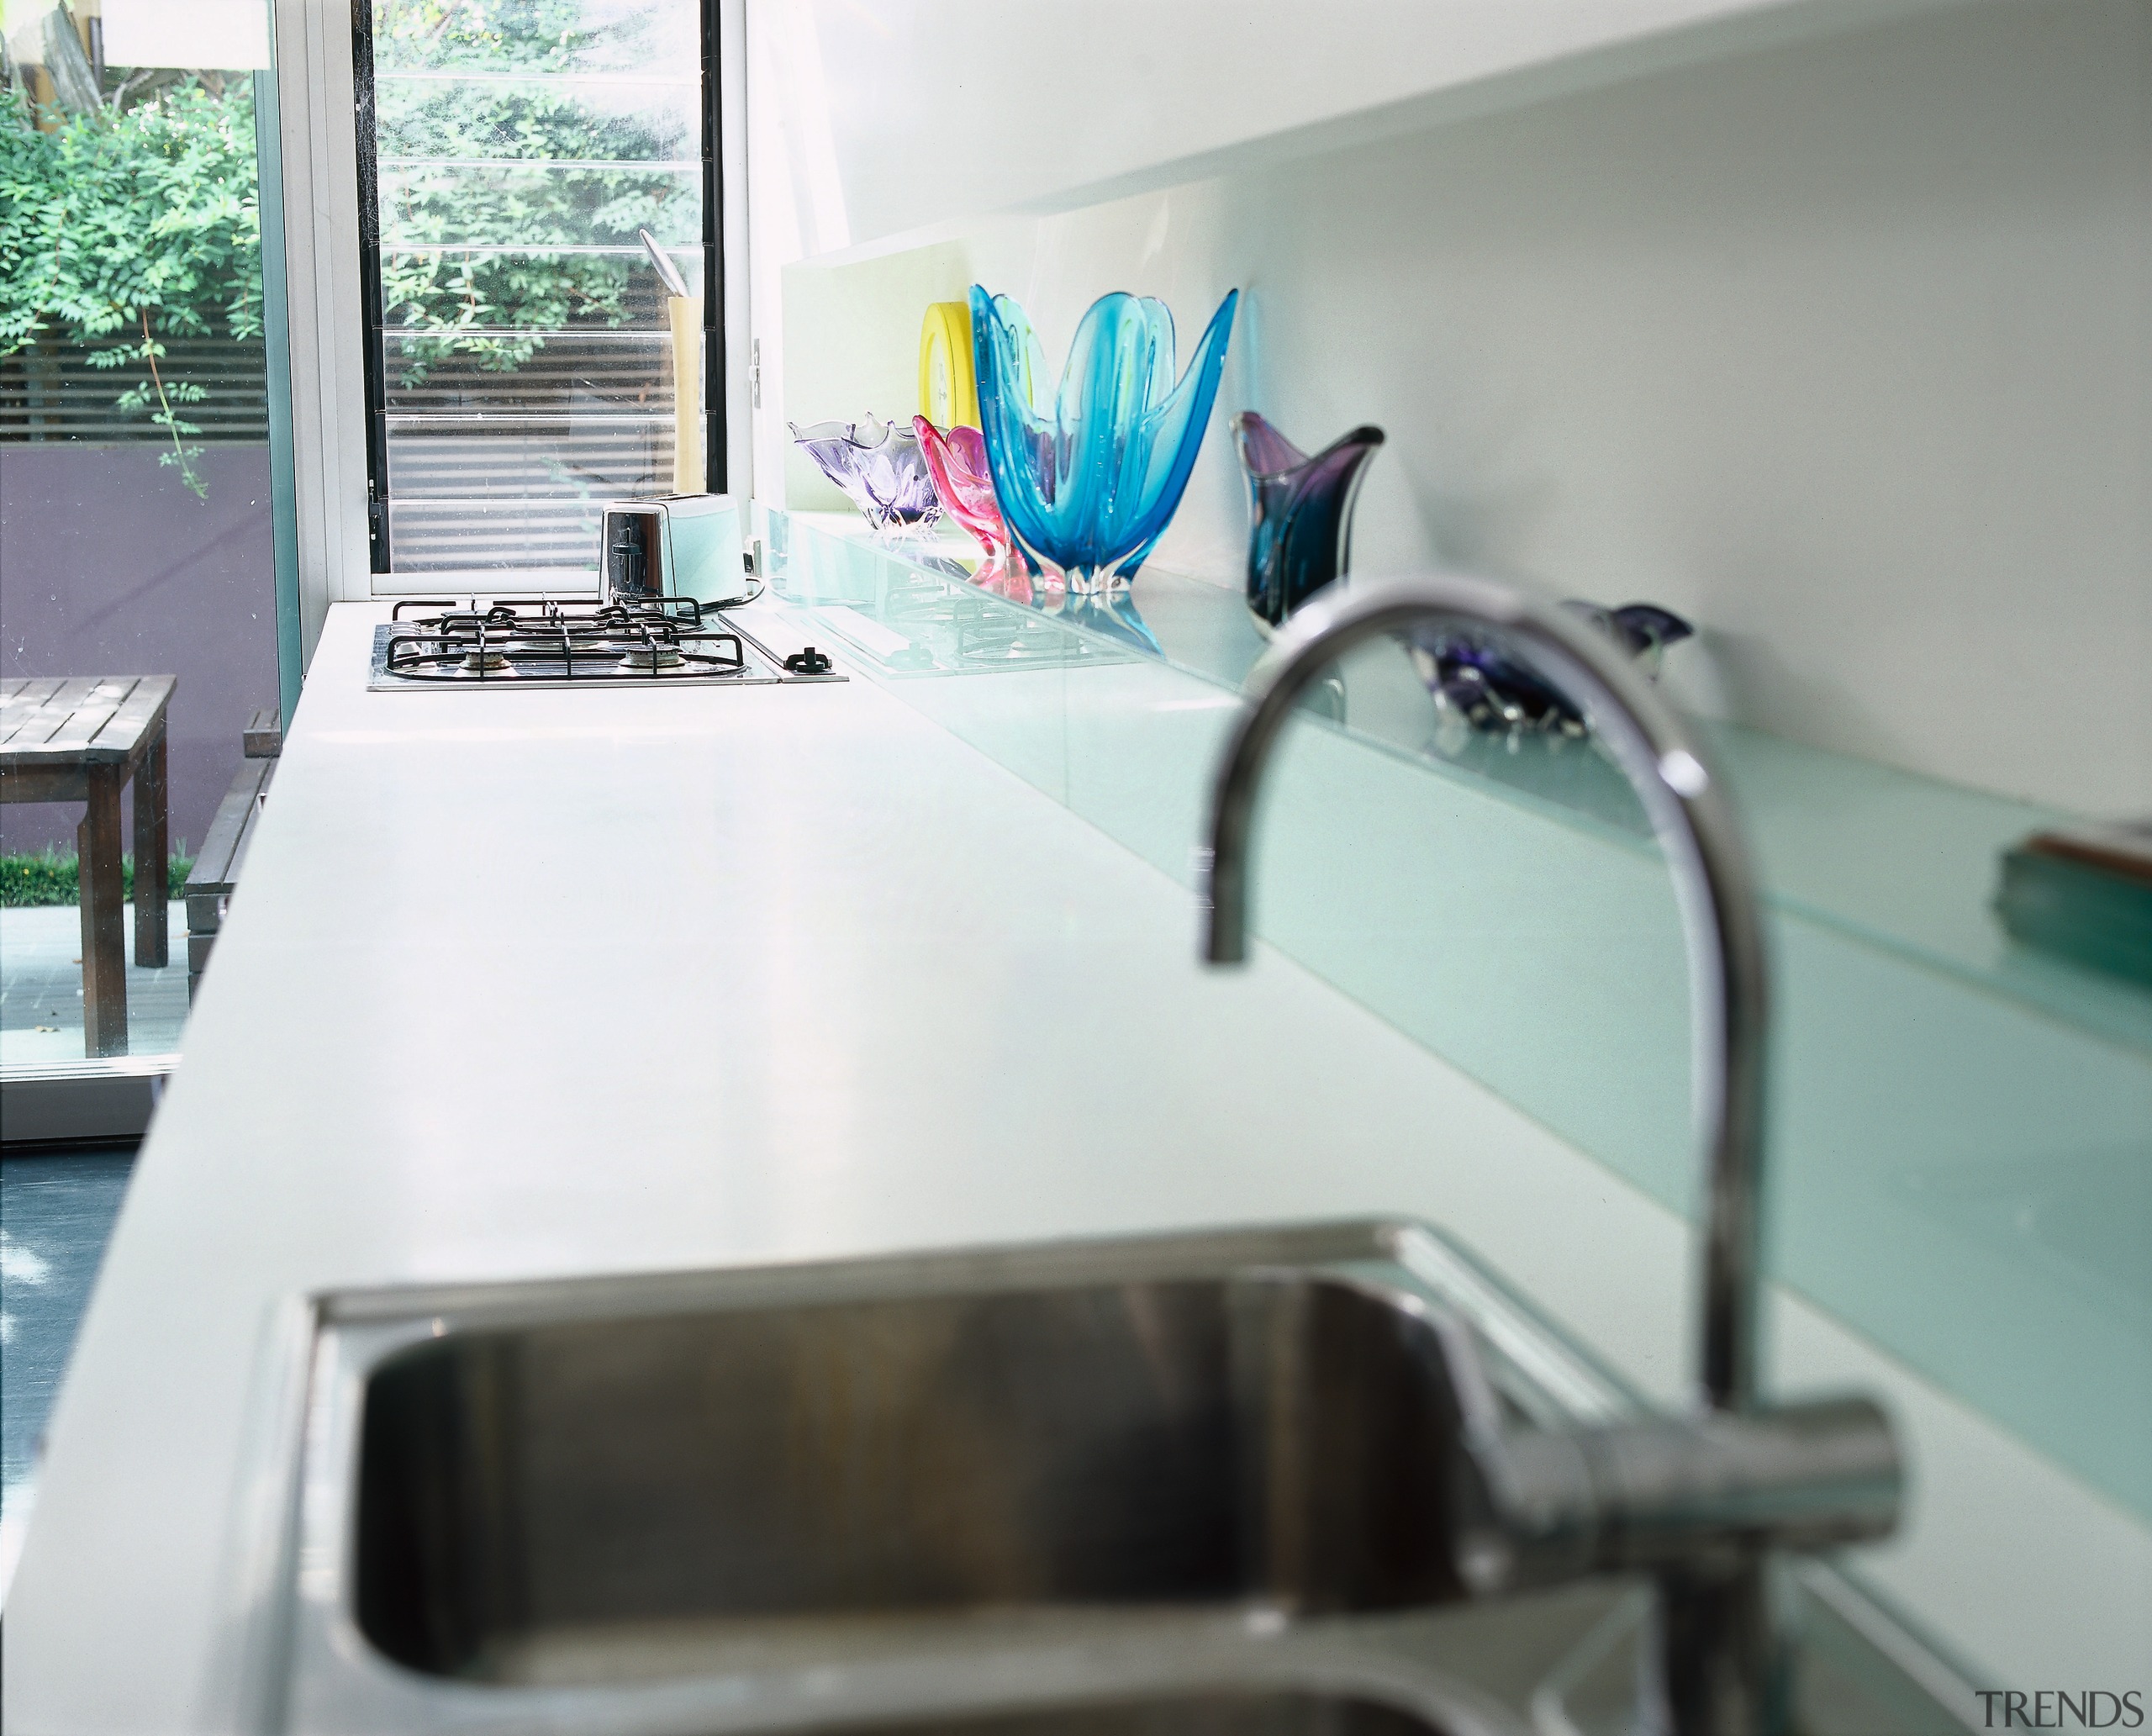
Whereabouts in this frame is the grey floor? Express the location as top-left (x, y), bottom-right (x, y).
top-left (0, 1147), bottom-right (135, 1603)
top-left (0, 902), bottom-right (191, 1064)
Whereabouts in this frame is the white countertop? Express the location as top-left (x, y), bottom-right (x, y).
top-left (5, 599), bottom-right (2145, 1729)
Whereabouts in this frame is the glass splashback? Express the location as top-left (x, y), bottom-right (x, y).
top-left (771, 509), bottom-right (2152, 1537)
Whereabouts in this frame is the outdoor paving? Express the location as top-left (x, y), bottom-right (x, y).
top-left (0, 1146), bottom-right (135, 1606)
top-left (0, 903), bottom-right (191, 1065)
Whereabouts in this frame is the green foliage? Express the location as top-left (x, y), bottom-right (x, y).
top-left (1, 77), bottom-right (263, 496)
top-left (370, 0), bottom-right (694, 384)
top-left (0, 0), bottom-right (692, 479)
top-left (0, 850), bottom-right (194, 907)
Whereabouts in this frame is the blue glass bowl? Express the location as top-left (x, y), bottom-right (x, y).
top-left (970, 285), bottom-right (1238, 590)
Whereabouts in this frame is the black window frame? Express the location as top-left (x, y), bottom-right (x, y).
top-left (350, 0), bottom-right (727, 577)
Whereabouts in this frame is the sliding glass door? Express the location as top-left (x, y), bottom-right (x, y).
top-left (3, 0), bottom-right (286, 1074)
top-left (353, 0), bottom-right (722, 582)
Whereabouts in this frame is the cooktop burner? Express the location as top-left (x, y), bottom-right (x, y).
top-left (367, 596), bottom-right (845, 692)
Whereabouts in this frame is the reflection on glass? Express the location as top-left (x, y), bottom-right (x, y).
top-left (1049, 586), bottom-right (1164, 657)
top-left (968, 553), bottom-right (1033, 606)
top-left (774, 520), bottom-right (1142, 679)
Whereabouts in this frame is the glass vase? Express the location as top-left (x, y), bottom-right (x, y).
top-left (1409, 602), bottom-right (1696, 743)
top-left (1232, 411), bottom-right (1385, 629)
top-left (789, 414), bottom-right (942, 533)
top-left (913, 417), bottom-right (1012, 558)
top-left (970, 285), bottom-right (1238, 590)
top-left (917, 301), bottom-right (981, 430)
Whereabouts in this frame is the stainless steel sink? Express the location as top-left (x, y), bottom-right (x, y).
top-left (794, 1687), bottom-right (1461, 1736)
top-left (257, 1222), bottom-right (1975, 1735)
top-left (356, 1254), bottom-right (1474, 1680)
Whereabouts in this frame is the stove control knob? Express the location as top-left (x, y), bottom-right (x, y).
top-left (784, 646), bottom-right (833, 675)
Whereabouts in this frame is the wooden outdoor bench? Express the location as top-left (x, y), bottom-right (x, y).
top-left (183, 707), bottom-right (281, 1002)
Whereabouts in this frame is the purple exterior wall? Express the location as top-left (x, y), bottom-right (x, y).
top-left (1, 445), bottom-right (280, 859)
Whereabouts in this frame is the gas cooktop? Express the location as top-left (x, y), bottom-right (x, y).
top-left (366, 596), bottom-right (844, 692)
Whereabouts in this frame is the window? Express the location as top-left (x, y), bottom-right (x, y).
top-left (353, 0), bottom-right (721, 581)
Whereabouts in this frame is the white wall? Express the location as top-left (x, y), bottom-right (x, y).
top-left (773, 0), bottom-right (1961, 253)
top-left (761, 0), bottom-right (2152, 818)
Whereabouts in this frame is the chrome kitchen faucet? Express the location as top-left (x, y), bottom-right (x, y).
top-left (1200, 574), bottom-right (1903, 1736)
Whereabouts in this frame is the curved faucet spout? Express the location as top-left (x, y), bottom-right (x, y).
top-left (1198, 573), bottom-right (1906, 1736)
top-left (1200, 573), bottom-right (1770, 1415)
top-left (1197, 573), bottom-right (1853, 1736)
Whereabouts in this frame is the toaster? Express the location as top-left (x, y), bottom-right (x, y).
top-left (601, 494), bottom-right (749, 609)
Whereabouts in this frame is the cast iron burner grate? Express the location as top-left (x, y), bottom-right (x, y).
top-left (380, 596), bottom-right (754, 684)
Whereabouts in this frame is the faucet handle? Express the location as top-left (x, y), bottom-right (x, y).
top-left (1453, 1396), bottom-right (1902, 1597)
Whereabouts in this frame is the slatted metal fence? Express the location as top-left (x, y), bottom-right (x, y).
top-left (0, 339), bottom-right (271, 444)
top-left (382, 327), bottom-right (676, 572)
top-left (2, 328), bottom-right (678, 573)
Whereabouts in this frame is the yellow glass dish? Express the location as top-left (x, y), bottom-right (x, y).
top-left (918, 300), bottom-right (981, 430)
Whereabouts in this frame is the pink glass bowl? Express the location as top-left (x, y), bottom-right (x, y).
top-left (913, 416), bottom-right (1011, 557)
